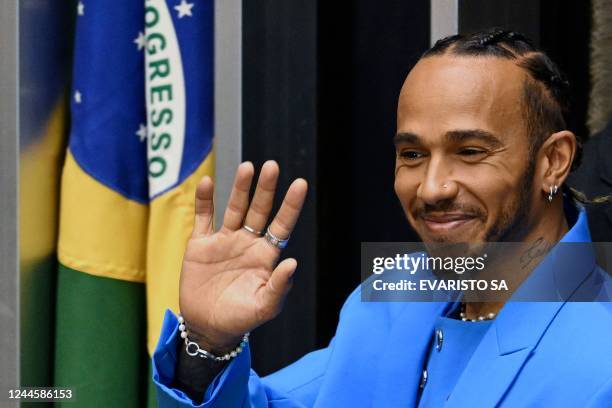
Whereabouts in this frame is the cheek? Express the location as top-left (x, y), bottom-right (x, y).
top-left (394, 169), bottom-right (418, 208)
top-left (462, 173), bottom-right (519, 219)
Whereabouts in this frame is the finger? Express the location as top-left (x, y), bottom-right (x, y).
top-left (192, 175), bottom-right (215, 237)
top-left (267, 178), bottom-right (308, 243)
top-left (243, 160), bottom-right (279, 233)
top-left (259, 258), bottom-right (297, 319)
top-left (222, 162), bottom-right (255, 232)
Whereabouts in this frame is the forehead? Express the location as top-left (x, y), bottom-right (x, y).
top-left (397, 55), bottom-right (527, 139)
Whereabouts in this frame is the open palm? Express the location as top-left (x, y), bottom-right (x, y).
top-left (179, 161), bottom-right (308, 353)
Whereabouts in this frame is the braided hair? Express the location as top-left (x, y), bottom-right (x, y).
top-left (422, 28), bottom-right (581, 171)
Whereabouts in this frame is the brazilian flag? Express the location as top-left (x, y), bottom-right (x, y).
top-left (54, 1), bottom-right (214, 406)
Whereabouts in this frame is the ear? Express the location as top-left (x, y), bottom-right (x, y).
top-left (537, 130), bottom-right (576, 195)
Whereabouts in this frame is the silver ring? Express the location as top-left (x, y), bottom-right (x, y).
top-left (242, 224), bottom-right (263, 236)
top-left (264, 227), bottom-right (290, 249)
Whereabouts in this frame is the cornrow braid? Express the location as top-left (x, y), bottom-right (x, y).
top-left (422, 27), bottom-right (582, 171)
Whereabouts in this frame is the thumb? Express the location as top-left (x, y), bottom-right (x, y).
top-left (259, 258), bottom-right (297, 319)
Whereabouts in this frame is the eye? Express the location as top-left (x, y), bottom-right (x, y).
top-left (457, 148), bottom-right (488, 162)
top-left (458, 148), bottom-right (486, 156)
top-left (399, 150), bottom-right (426, 160)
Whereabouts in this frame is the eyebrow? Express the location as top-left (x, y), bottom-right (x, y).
top-left (393, 132), bottom-right (420, 146)
top-left (393, 129), bottom-right (503, 149)
top-left (445, 129), bottom-right (503, 149)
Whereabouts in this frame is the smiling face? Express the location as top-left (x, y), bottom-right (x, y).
top-left (395, 55), bottom-right (540, 243)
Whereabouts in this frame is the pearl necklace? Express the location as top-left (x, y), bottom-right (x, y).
top-left (459, 311), bottom-right (496, 322)
top-left (459, 304), bottom-right (497, 322)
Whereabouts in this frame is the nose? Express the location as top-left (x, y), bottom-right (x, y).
top-left (416, 156), bottom-right (458, 205)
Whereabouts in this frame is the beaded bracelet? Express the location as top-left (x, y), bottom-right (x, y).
top-left (178, 315), bottom-right (249, 361)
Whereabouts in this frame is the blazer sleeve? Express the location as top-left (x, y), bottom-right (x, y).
top-left (152, 310), bottom-right (333, 407)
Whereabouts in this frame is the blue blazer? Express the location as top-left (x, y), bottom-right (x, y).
top-left (153, 208), bottom-right (612, 407)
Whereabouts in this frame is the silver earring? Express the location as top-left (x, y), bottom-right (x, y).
top-left (442, 184), bottom-right (448, 189)
top-left (548, 186), bottom-right (553, 202)
top-left (548, 184), bottom-right (558, 202)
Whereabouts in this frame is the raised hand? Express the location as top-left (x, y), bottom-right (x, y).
top-left (179, 161), bottom-right (308, 353)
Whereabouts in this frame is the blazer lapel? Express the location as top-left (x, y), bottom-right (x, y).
top-left (447, 207), bottom-right (598, 406)
top-left (445, 301), bottom-right (564, 407)
top-left (372, 302), bottom-right (450, 408)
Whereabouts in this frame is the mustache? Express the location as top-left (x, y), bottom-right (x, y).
top-left (414, 201), bottom-right (485, 219)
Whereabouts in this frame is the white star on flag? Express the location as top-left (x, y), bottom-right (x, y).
top-left (77, 1), bottom-right (84, 16)
top-left (134, 31), bottom-right (146, 51)
top-left (74, 90), bottom-right (82, 104)
top-left (174, 0), bottom-right (194, 18)
top-left (136, 124), bottom-right (147, 142)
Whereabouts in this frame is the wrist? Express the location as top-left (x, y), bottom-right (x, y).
top-left (185, 330), bottom-right (243, 356)
top-left (178, 315), bottom-right (249, 360)
top-left (174, 338), bottom-right (229, 404)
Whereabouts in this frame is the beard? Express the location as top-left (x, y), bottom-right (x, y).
top-left (484, 157), bottom-right (536, 243)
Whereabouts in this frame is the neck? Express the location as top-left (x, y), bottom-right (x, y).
top-left (463, 197), bottom-right (570, 321)
top-left (518, 195), bottom-right (570, 249)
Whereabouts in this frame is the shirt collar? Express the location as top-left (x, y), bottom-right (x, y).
top-left (509, 199), bottom-right (595, 302)
top-left (559, 198), bottom-right (591, 243)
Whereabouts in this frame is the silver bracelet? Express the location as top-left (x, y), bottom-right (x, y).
top-left (178, 315), bottom-right (249, 361)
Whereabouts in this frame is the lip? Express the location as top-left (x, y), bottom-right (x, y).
top-left (420, 213), bottom-right (478, 233)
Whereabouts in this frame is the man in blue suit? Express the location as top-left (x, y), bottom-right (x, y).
top-left (153, 29), bottom-right (612, 407)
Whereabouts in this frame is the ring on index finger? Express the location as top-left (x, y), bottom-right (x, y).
top-left (242, 224), bottom-right (263, 236)
top-left (264, 227), bottom-right (290, 249)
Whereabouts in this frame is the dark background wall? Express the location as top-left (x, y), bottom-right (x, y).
top-left (243, 0), bottom-right (592, 375)
top-left (317, 0), bottom-right (428, 349)
top-left (459, 0), bottom-right (592, 147)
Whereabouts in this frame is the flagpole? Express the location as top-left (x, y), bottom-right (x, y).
top-left (214, 0), bottom-right (243, 229)
top-left (0, 0), bottom-right (19, 405)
